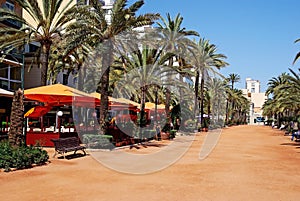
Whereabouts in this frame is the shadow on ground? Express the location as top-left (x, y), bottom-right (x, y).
top-left (57, 153), bottom-right (87, 160)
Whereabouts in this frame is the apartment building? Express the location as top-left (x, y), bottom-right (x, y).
top-left (242, 78), bottom-right (267, 124)
top-left (0, 0), bottom-right (23, 91)
top-left (22, 0), bottom-right (115, 88)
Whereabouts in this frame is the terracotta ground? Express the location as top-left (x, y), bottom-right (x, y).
top-left (1, 125), bottom-right (300, 201)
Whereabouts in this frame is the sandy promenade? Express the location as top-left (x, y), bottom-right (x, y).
top-left (1, 125), bottom-right (300, 201)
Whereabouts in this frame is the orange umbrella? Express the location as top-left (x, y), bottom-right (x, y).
top-left (90, 93), bottom-right (138, 109)
top-left (24, 84), bottom-right (99, 106)
top-left (24, 106), bottom-right (52, 118)
top-left (145, 102), bottom-right (166, 110)
top-left (90, 92), bottom-right (121, 104)
top-left (117, 98), bottom-right (140, 107)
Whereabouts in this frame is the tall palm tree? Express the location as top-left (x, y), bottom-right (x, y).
top-left (264, 72), bottom-right (290, 125)
top-left (227, 73), bottom-right (241, 121)
top-left (191, 38), bottom-right (228, 126)
top-left (155, 13), bottom-right (199, 130)
top-left (265, 73), bottom-right (289, 97)
top-left (66, 0), bottom-right (159, 134)
top-left (114, 46), bottom-right (172, 138)
top-left (206, 77), bottom-right (227, 126)
top-left (0, 0), bottom-right (75, 86)
top-left (227, 73), bottom-right (240, 90)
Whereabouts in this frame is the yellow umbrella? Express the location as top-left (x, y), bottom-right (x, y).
top-left (145, 102), bottom-right (169, 110)
top-left (91, 92), bottom-right (126, 105)
top-left (117, 98), bottom-right (140, 107)
top-left (145, 102), bottom-right (155, 109)
top-left (24, 84), bottom-right (98, 106)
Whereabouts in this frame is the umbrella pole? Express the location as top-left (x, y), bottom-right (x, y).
top-left (40, 116), bottom-right (44, 132)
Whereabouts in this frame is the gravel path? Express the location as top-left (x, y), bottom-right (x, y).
top-left (1, 125), bottom-right (300, 201)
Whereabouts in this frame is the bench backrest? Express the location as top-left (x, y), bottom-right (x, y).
top-left (51, 137), bottom-right (80, 149)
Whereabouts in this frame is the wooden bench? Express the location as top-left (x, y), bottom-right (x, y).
top-left (51, 137), bottom-right (86, 158)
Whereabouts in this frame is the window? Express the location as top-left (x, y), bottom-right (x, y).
top-left (5, 0), bottom-right (14, 11)
top-left (10, 66), bottom-right (21, 80)
top-left (0, 80), bottom-right (9, 90)
top-left (29, 44), bottom-right (39, 53)
top-left (0, 63), bottom-right (8, 78)
top-left (10, 81), bottom-right (21, 90)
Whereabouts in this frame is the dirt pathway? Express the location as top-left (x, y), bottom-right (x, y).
top-left (1, 125), bottom-right (300, 201)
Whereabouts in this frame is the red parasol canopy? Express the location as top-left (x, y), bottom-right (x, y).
top-left (24, 84), bottom-right (99, 107)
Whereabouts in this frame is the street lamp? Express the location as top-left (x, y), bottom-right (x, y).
top-left (57, 111), bottom-right (63, 135)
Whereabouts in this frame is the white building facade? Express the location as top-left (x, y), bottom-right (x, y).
top-left (242, 78), bottom-right (267, 124)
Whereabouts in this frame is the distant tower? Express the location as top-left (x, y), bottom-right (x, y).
top-left (245, 78), bottom-right (260, 93)
top-left (102, 0), bottom-right (114, 24)
top-left (82, 0), bottom-right (114, 24)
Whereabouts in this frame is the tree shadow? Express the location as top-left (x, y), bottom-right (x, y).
top-left (129, 141), bottom-right (167, 149)
top-left (280, 142), bottom-right (300, 146)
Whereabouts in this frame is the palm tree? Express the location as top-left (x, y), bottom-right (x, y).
top-left (227, 73), bottom-right (241, 121)
top-left (191, 38), bottom-right (228, 126)
top-left (227, 73), bottom-right (240, 90)
top-left (293, 38), bottom-right (300, 64)
top-left (206, 77), bottom-right (227, 126)
top-left (0, 0), bottom-right (75, 86)
top-left (114, 46), bottom-right (172, 138)
top-left (155, 13), bottom-right (199, 131)
top-left (265, 73), bottom-right (289, 97)
top-left (264, 73), bottom-right (290, 125)
top-left (65, 0), bottom-right (159, 134)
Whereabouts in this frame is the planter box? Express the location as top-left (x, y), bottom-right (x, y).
top-left (26, 132), bottom-right (59, 147)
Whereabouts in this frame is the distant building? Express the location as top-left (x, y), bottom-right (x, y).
top-left (21, 0), bottom-right (115, 88)
top-left (242, 78), bottom-right (267, 124)
top-left (245, 77), bottom-right (260, 93)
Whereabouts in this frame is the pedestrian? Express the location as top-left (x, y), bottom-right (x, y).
top-left (155, 124), bottom-right (161, 141)
top-left (291, 121), bottom-right (299, 141)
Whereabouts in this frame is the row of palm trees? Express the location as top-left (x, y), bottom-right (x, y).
top-left (0, 0), bottom-right (250, 137)
top-left (263, 70), bottom-right (300, 126)
top-left (262, 37), bottom-right (300, 126)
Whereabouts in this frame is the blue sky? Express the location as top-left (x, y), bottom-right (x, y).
top-left (133, 0), bottom-right (300, 92)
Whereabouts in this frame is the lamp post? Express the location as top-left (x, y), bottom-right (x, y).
top-left (21, 38), bottom-right (25, 90)
top-left (57, 111), bottom-right (63, 136)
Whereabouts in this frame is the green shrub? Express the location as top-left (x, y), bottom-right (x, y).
top-left (0, 140), bottom-right (49, 172)
top-left (1, 121), bottom-right (10, 127)
top-left (83, 134), bottom-right (113, 149)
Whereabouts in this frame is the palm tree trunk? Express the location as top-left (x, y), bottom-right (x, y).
top-left (165, 88), bottom-right (171, 127)
top-left (99, 44), bottom-right (113, 135)
top-left (165, 57), bottom-right (173, 131)
top-left (40, 43), bottom-right (51, 86)
top-left (194, 71), bottom-right (200, 117)
top-left (99, 67), bottom-right (110, 135)
top-left (139, 87), bottom-right (147, 139)
top-left (194, 71), bottom-right (200, 130)
top-left (200, 73), bottom-right (205, 126)
top-left (225, 98), bottom-right (229, 126)
top-left (77, 63), bottom-right (84, 91)
top-left (8, 89), bottom-right (24, 146)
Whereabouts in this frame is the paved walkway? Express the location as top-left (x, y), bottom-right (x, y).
top-left (1, 125), bottom-right (300, 201)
